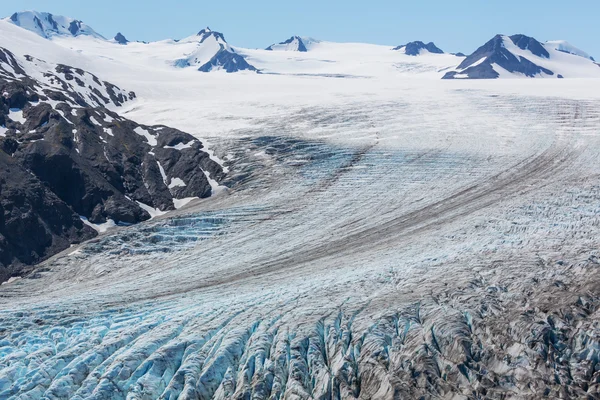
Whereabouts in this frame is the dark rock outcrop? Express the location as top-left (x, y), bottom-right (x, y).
top-left (0, 150), bottom-right (97, 283)
top-left (114, 32), bottom-right (129, 45)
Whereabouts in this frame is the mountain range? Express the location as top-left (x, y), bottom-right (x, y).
top-left (5, 11), bottom-right (599, 78)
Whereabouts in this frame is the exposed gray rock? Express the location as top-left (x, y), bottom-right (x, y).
top-left (0, 150), bottom-right (96, 283)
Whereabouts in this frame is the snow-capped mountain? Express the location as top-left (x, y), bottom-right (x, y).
top-left (175, 28), bottom-right (257, 72)
top-left (266, 36), bottom-right (308, 52)
top-left (5, 11), bottom-right (104, 39)
top-left (443, 34), bottom-right (600, 79)
top-left (393, 41), bottom-right (444, 55)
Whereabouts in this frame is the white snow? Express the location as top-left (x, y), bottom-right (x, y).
top-left (80, 216), bottom-right (117, 233)
top-left (164, 140), bottom-right (194, 150)
top-left (173, 197), bottom-right (197, 209)
top-left (156, 160), bottom-right (168, 185)
top-left (0, 276), bottom-right (21, 285)
top-left (5, 11), bottom-right (104, 39)
top-left (89, 116), bottom-right (102, 126)
top-left (134, 126), bottom-right (158, 146)
top-left (136, 201), bottom-right (167, 218)
top-left (203, 170), bottom-right (226, 195)
top-left (168, 177), bottom-right (186, 189)
top-left (8, 108), bottom-right (25, 124)
top-left (0, 125), bottom-right (7, 137)
top-left (546, 40), bottom-right (594, 60)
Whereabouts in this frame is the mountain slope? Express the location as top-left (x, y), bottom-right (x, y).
top-left (443, 34), bottom-right (600, 79)
top-left (266, 36), bottom-right (308, 52)
top-left (0, 36), bottom-right (225, 280)
top-left (5, 11), bottom-right (104, 39)
top-left (547, 40), bottom-right (595, 61)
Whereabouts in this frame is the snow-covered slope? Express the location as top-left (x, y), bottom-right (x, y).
top-left (175, 28), bottom-right (257, 72)
top-left (547, 40), bottom-right (595, 61)
top-left (5, 11), bottom-right (104, 39)
top-left (444, 34), bottom-right (600, 79)
top-left (266, 36), bottom-right (308, 52)
top-left (393, 41), bottom-right (444, 55)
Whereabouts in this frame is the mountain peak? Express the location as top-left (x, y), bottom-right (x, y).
top-left (114, 32), bottom-right (128, 45)
top-left (175, 28), bottom-right (257, 73)
top-left (442, 33), bottom-right (599, 79)
top-left (509, 34), bottom-right (549, 58)
top-left (393, 41), bottom-right (444, 56)
top-left (197, 27), bottom-right (226, 44)
top-left (266, 36), bottom-right (308, 52)
top-left (5, 11), bottom-right (104, 39)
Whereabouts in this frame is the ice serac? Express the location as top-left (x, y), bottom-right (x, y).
top-left (175, 27), bottom-right (257, 73)
top-left (5, 11), bottom-right (104, 39)
top-left (266, 36), bottom-right (308, 52)
top-left (393, 41), bottom-right (444, 55)
top-left (0, 45), bottom-right (225, 281)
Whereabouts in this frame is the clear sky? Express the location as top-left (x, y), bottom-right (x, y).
top-left (1, 0), bottom-right (599, 57)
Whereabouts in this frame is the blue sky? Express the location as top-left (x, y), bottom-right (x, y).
top-left (1, 1), bottom-right (599, 57)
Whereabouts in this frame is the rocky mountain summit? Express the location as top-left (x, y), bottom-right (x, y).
top-left (0, 45), bottom-right (224, 282)
top-left (393, 41), bottom-right (444, 55)
top-left (443, 34), bottom-right (599, 79)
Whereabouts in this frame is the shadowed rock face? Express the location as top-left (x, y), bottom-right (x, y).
top-left (0, 46), bottom-right (225, 281)
top-left (393, 41), bottom-right (444, 55)
top-left (443, 34), bottom-right (554, 79)
top-left (114, 32), bottom-right (129, 45)
top-left (0, 150), bottom-right (96, 283)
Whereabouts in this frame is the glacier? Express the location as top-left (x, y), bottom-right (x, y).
top-left (1, 12), bottom-right (600, 400)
